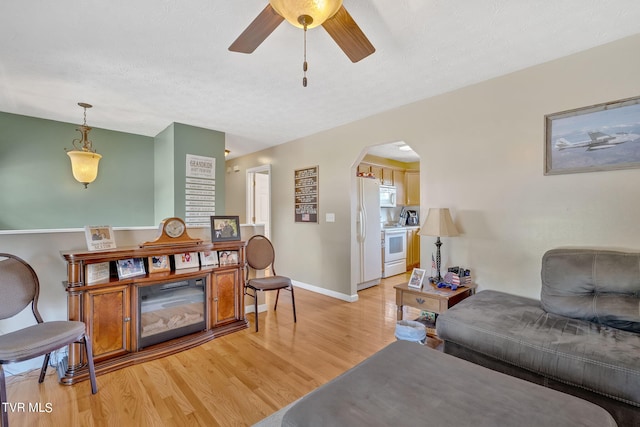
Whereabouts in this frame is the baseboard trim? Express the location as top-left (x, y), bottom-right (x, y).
top-left (292, 280), bottom-right (358, 303)
top-left (243, 281), bottom-right (357, 314)
top-left (244, 303), bottom-right (268, 314)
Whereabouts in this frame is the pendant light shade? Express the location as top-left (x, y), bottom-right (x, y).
top-left (269, 0), bottom-right (343, 28)
top-left (67, 150), bottom-right (102, 187)
top-left (66, 102), bottom-right (102, 188)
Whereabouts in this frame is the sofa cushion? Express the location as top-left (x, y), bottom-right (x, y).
top-left (541, 248), bottom-right (640, 332)
top-left (436, 290), bottom-right (640, 407)
top-left (280, 341), bottom-right (617, 427)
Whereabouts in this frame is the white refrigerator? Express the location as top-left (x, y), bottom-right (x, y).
top-left (356, 177), bottom-right (382, 291)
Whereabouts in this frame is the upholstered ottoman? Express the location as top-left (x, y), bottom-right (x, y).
top-left (254, 340), bottom-right (616, 426)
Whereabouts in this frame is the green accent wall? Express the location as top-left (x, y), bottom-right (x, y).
top-left (154, 123), bottom-right (175, 222)
top-left (0, 112), bottom-right (226, 231)
top-left (153, 122), bottom-right (226, 223)
top-left (0, 111), bottom-right (155, 230)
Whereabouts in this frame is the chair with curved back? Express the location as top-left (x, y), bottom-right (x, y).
top-left (0, 253), bottom-right (97, 426)
top-left (244, 235), bottom-right (296, 332)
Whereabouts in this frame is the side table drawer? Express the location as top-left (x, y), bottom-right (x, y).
top-left (401, 293), bottom-right (439, 312)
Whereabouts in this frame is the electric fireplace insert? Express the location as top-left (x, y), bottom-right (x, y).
top-left (138, 276), bottom-right (206, 348)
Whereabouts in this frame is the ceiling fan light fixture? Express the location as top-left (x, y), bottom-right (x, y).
top-left (269, 0), bottom-right (343, 29)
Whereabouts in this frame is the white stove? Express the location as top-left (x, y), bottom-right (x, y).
top-left (382, 228), bottom-right (407, 278)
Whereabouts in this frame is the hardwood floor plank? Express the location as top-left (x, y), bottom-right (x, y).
top-left (4, 273), bottom-right (437, 426)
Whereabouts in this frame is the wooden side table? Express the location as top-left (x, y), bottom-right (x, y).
top-left (394, 281), bottom-right (477, 322)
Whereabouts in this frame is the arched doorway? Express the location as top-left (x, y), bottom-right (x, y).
top-left (350, 141), bottom-right (421, 296)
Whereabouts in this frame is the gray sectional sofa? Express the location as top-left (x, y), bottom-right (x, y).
top-left (437, 248), bottom-right (640, 426)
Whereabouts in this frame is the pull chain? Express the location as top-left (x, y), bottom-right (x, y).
top-left (302, 22), bottom-right (308, 87)
top-left (297, 15), bottom-right (313, 88)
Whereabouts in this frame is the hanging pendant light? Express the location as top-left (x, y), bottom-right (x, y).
top-left (66, 102), bottom-right (102, 188)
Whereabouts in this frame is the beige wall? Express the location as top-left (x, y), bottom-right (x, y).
top-left (226, 33), bottom-right (640, 300)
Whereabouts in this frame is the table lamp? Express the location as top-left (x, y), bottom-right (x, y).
top-left (420, 208), bottom-right (459, 282)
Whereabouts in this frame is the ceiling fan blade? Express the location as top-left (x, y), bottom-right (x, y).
top-left (229, 4), bottom-right (284, 54)
top-left (322, 6), bottom-right (375, 63)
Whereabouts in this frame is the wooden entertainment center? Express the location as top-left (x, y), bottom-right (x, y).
top-left (59, 240), bottom-right (247, 385)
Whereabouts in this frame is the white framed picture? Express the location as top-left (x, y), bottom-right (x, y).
top-left (174, 252), bottom-right (199, 269)
top-left (199, 251), bottom-right (219, 267)
top-left (84, 225), bottom-right (116, 251)
top-left (408, 268), bottom-right (426, 289)
top-left (116, 258), bottom-right (146, 279)
top-left (86, 262), bottom-right (110, 284)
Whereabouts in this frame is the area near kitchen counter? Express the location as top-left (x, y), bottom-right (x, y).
top-left (357, 157), bottom-right (420, 206)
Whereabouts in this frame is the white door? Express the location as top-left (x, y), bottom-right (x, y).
top-left (254, 172), bottom-right (270, 237)
top-left (246, 165), bottom-right (272, 239)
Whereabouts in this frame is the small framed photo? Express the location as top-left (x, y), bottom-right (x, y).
top-left (84, 225), bottom-right (116, 251)
top-left (218, 250), bottom-right (239, 266)
top-left (199, 251), bottom-right (219, 267)
top-left (210, 216), bottom-right (241, 242)
top-left (116, 258), bottom-right (146, 279)
top-left (174, 252), bottom-right (199, 270)
top-left (86, 262), bottom-right (111, 284)
top-left (148, 255), bottom-right (170, 273)
top-left (408, 268), bottom-right (426, 289)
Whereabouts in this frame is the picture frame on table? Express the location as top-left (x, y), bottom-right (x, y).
top-left (148, 255), bottom-right (170, 273)
top-left (199, 250), bottom-right (219, 267)
top-left (86, 262), bottom-right (111, 284)
top-left (84, 225), bottom-right (116, 251)
top-left (210, 216), bottom-right (241, 242)
top-left (218, 250), bottom-right (239, 266)
top-left (408, 268), bottom-right (426, 289)
top-left (116, 258), bottom-right (145, 279)
top-left (174, 252), bottom-right (200, 270)
top-left (544, 95), bottom-right (640, 175)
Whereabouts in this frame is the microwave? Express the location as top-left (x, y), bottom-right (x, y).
top-left (380, 185), bottom-right (397, 207)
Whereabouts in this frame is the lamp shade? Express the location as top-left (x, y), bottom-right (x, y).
top-left (269, 0), bottom-right (343, 28)
top-left (67, 150), bottom-right (102, 187)
top-left (420, 208), bottom-right (459, 237)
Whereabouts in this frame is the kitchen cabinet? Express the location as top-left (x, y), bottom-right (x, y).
top-left (381, 168), bottom-right (394, 185)
top-left (357, 163), bottom-right (419, 206)
top-left (393, 169), bottom-right (405, 204)
top-left (370, 166), bottom-right (383, 182)
top-left (405, 171), bottom-right (420, 205)
top-left (406, 228), bottom-right (421, 270)
top-left (357, 164), bottom-right (371, 175)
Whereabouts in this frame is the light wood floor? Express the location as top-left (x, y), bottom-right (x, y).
top-left (6, 273), bottom-right (436, 426)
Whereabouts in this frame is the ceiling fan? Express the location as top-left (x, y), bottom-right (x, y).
top-left (229, 0), bottom-right (375, 86)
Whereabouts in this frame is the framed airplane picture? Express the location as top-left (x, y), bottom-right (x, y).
top-left (544, 95), bottom-right (640, 175)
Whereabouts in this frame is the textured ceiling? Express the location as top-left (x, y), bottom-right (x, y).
top-left (1, 1), bottom-right (640, 159)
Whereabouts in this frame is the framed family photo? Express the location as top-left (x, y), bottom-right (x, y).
top-left (116, 258), bottom-right (145, 279)
top-left (218, 250), bottom-right (239, 266)
top-left (408, 268), bottom-right (426, 289)
top-left (148, 255), bottom-right (170, 273)
top-left (544, 95), bottom-right (640, 175)
top-left (211, 216), bottom-right (241, 242)
top-left (84, 225), bottom-right (116, 251)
